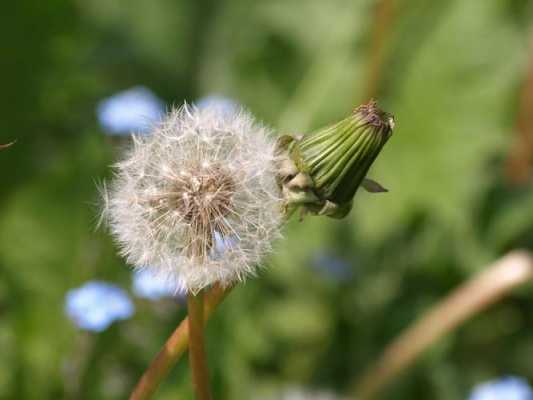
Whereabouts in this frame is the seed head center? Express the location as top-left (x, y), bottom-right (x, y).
top-left (175, 165), bottom-right (234, 220)
top-left (144, 163), bottom-right (236, 259)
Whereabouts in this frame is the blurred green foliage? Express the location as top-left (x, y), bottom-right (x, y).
top-left (1, 0), bottom-right (533, 399)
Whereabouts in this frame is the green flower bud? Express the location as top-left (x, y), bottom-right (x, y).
top-left (279, 100), bottom-right (394, 219)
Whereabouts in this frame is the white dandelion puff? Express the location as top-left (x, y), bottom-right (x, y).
top-left (102, 104), bottom-right (283, 293)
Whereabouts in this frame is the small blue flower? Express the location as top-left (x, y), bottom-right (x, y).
top-left (132, 269), bottom-right (184, 300)
top-left (469, 376), bottom-right (533, 400)
top-left (65, 281), bottom-right (134, 332)
top-left (310, 252), bottom-right (353, 281)
top-left (97, 86), bottom-right (164, 135)
top-left (210, 231), bottom-right (239, 260)
top-left (195, 94), bottom-right (239, 116)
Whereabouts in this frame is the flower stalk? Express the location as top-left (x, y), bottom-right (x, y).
top-left (187, 291), bottom-right (212, 400)
top-left (353, 251), bottom-right (533, 400)
top-left (130, 284), bottom-right (232, 400)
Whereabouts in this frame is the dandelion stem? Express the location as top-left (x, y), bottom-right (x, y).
top-left (130, 284), bottom-right (232, 400)
top-left (505, 34), bottom-right (533, 183)
top-left (187, 291), bottom-right (212, 400)
top-left (353, 250), bottom-right (533, 400)
top-left (364, 0), bottom-right (397, 99)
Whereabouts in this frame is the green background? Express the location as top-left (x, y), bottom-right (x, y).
top-left (1, 0), bottom-right (533, 398)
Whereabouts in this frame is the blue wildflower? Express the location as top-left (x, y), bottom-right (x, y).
top-left (469, 376), bottom-right (533, 400)
top-left (210, 231), bottom-right (239, 260)
top-left (65, 281), bottom-right (134, 332)
top-left (132, 269), bottom-right (184, 300)
top-left (311, 252), bottom-right (352, 281)
top-left (97, 86), bottom-right (164, 135)
top-left (195, 94), bottom-right (239, 116)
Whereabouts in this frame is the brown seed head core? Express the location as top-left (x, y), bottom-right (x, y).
top-left (148, 162), bottom-right (236, 260)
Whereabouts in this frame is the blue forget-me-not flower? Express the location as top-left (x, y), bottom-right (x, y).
top-left (132, 269), bottom-right (185, 300)
top-left (97, 86), bottom-right (164, 135)
top-left (65, 281), bottom-right (135, 332)
top-left (311, 251), bottom-right (353, 281)
top-left (469, 376), bottom-right (533, 400)
top-left (195, 94), bottom-right (239, 117)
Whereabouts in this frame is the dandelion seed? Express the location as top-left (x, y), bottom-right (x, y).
top-left (103, 105), bottom-right (283, 293)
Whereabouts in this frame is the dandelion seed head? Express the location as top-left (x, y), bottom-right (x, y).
top-left (103, 105), bottom-right (283, 293)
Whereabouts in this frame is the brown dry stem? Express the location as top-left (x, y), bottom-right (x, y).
top-left (187, 292), bottom-right (212, 400)
top-left (130, 284), bottom-right (232, 400)
top-left (354, 250), bottom-right (533, 400)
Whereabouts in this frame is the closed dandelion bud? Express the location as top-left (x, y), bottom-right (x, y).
top-left (279, 100), bottom-right (394, 219)
top-left (102, 105), bottom-right (283, 294)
